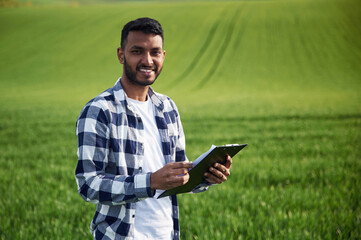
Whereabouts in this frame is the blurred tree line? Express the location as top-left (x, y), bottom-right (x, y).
top-left (0, 0), bottom-right (19, 7)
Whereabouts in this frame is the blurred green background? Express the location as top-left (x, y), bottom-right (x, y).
top-left (0, 0), bottom-right (360, 239)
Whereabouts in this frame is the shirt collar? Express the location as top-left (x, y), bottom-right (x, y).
top-left (113, 78), bottom-right (164, 111)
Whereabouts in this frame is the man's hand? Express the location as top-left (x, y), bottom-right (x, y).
top-left (204, 155), bottom-right (232, 184)
top-left (150, 162), bottom-right (193, 190)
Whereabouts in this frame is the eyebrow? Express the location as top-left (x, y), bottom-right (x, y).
top-left (130, 45), bottom-right (162, 51)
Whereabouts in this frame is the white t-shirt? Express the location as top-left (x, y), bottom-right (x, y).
top-left (128, 97), bottom-right (173, 240)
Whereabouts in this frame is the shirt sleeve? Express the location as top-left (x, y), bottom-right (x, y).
top-left (75, 101), bottom-right (154, 205)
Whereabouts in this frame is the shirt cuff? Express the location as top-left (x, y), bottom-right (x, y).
top-left (134, 173), bottom-right (155, 198)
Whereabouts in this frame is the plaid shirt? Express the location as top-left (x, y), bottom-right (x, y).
top-left (75, 78), bottom-right (208, 240)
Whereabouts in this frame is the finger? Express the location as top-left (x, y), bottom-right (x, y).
top-left (205, 167), bottom-right (227, 184)
top-left (179, 173), bottom-right (189, 184)
top-left (204, 172), bottom-right (224, 184)
top-left (169, 161), bottom-right (193, 169)
top-left (224, 155), bottom-right (232, 169)
top-left (172, 173), bottom-right (190, 186)
top-left (208, 167), bottom-right (227, 181)
top-left (172, 167), bottom-right (191, 176)
top-left (213, 163), bottom-right (230, 177)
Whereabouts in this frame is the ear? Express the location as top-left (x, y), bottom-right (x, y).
top-left (117, 47), bottom-right (124, 64)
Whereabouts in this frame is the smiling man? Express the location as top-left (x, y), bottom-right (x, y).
top-left (118, 31), bottom-right (164, 89)
top-left (75, 18), bottom-right (232, 240)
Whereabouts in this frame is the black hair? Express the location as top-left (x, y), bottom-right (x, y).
top-left (121, 17), bottom-right (164, 49)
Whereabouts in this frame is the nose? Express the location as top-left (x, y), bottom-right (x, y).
top-left (141, 52), bottom-right (153, 66)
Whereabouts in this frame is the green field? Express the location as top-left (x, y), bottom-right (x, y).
top-left (1, 0), bottom-right (360, 239)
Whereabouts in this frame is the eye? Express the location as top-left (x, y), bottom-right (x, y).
top-left (152, 51), bottom-right (162, 56)
top-left (131, 49), bottom-right (141, 54)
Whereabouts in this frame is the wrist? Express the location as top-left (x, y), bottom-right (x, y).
top-left (150, 172), bottom-right (157, 190)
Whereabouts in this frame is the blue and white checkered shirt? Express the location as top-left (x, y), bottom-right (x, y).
top-left (75, 78), bottom-right (209, 240)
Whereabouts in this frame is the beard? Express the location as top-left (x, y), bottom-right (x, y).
top-left (123, 57), bottom-right (162, 87)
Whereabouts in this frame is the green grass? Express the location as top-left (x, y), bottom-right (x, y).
top-left (0, 0), bottom-right (360, 239)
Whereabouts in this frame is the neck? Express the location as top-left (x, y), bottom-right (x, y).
top-left (120, 77), bottom-right (149, 102)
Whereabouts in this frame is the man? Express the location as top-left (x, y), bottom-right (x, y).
top-left (75, 17), bottom-right (232, 240)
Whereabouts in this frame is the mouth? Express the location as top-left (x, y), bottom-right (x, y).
top-left (139, 68), bottom-right (153, 73)
top-left (137, 65), bottom-right (157, 74)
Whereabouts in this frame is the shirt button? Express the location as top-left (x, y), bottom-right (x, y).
top-left (132, 215), bottom-right (135, 218)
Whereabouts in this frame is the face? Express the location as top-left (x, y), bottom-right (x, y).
top-left (117, 31), bottom-right (165, 86)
